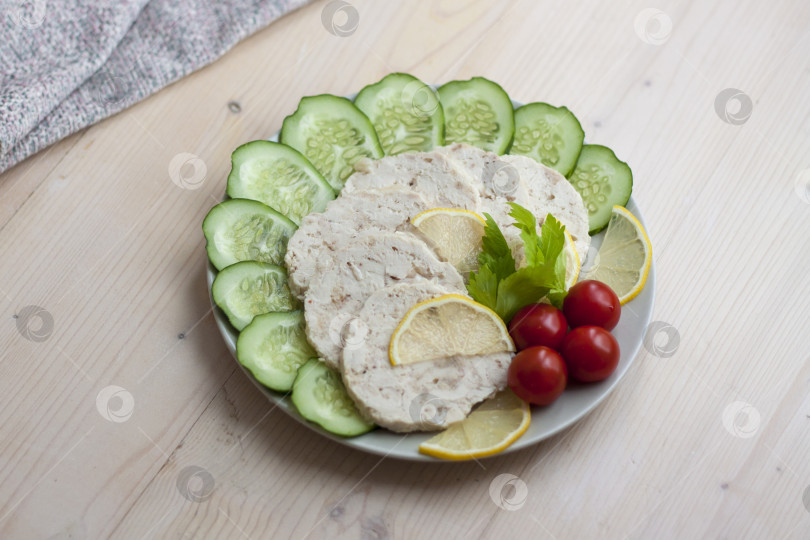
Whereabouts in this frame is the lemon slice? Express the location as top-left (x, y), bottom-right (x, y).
top-left (412, 208), bottom-right (485, 274)
top-left (389, 294), bottom-right (515, 366)
top-left (584, 205), bottom-right (652, 304)
top-left (418, 390), bottom-right (530, 460)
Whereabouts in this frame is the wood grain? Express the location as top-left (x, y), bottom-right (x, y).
top-left (1, 0), bottom-right (809, 538)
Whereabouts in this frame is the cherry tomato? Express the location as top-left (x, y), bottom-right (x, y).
top-left (507, 346), bottom-right (567, 405)
top-left (563, 280), bottom-right (621, 330)
top-left (560, 325), bottom-right (620, 382)
top-left (508, 303), bottom-right (568, 351)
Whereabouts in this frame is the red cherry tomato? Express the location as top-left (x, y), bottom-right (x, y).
top-left (508, 303), bottom-right (568, 351)
top-left (507, 346), bottom-right (567, 406)
top-left (563, 280), bottom-right (621, 330)
top-left (560, 326), bottom-right (620, 382)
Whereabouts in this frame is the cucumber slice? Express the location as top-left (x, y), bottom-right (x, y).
top-left (354, 73), bottom-right (444, 155)
top-left (568, 145), bottom-right (633, 234)
top-left (226, 141), bottom-right (335, 225)
top-left (236, 311), bottom-right (316, 392)
top-left (291, 358), bottom-right (375, 437)
top-left (280, 95), bottom-right (383, 191)
top-left (510, 102), bottom-right (585, 177)
top-left (202, 199), bottom-right (297, 271)
top-left (437, 77), bottom-right (515, 153)
top-left (211, 261), bottom-right (298, 331)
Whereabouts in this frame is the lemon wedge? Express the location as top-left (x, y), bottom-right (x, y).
top-left (418, 390), bottom-right (530, 460)
top-left (584, 205), bottom-right (652, 304)
top-left (389, 294), bottom-right (515, 366)
top-left (412, 208), bottom-right (485, 274)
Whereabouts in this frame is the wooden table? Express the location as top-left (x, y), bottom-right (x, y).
top-left (2, 0), bottom-right (809, 537)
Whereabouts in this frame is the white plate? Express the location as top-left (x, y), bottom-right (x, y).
top-left (207, 93), bottom-right (655, 461)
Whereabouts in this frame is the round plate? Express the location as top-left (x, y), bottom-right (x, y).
top-left (207, 93), bottom-right (655, 461)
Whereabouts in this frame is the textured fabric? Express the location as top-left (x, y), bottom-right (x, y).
top-left (0, 0), bottom-right (312, 173)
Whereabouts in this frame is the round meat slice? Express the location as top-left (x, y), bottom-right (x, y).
top-left (499, 154), bottom-right (591, 263)
top-left (285, 186), bottom-right (430, 299)
top-left (434, 143), bottom-right (498, 189)
top-left (345, 151), bottom-right (482, 212)
top-left (432, 144), bottom-right (534, 262)
top-left (437, 144), bottom-right (589, 265)
top-left (435, 143), bottom-right (528, 202)
top-left (304, 232), bottom-right (465, 368)
top-left (341, 282), bottom-right (512, 433)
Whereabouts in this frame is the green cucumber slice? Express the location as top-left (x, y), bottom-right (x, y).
top-left (226, 141), bottom-right (335, 225)
top-left (202, 198), bottom-right (297, 271)
top-left (437, 77), bottom-right (515, 153)
top-left (236, 311), bottom-right (316, 392)
top-left (568, 145), bottom-right (633, 234)
top-left (211, 261), bottom-right (298, 331)
top-left (510, 102), bottom-right (585, 177)
top-left (280, 94), bottom-right (383, 191)
top-left (354, 73), bottom-right (444, 155)
top-left (291, 358), bottom-right (375, 437)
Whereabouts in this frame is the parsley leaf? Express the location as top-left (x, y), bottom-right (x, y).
top-left (466, 204), bottom-right (569, 322)
top-left (494, 266), bottom-right (553, 321)
top-left (478, 212), bottom-right (515, 281)
top-left (536, 212), bottom-right (567, 276)
top-left (508, 203), bottom-right (541, 267)
top-left (467, 263), bottom-right (499, 310)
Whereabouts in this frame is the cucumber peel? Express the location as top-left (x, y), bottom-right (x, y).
top-left (211, 261), bottom-right (298, 331)
top-left (237, 311), bottom-right (316, 392)
top-left (355, 72), bottom-right (444, 155)
top-left (203, 198), bottom-right (297, 271)
top-left (291, 359), bottom-right (375, 437)
top-left (437, 77), bottom-right (515, 153)
top-left (568, 145), bottom-right (633, 234)
top-left (226, 140), bottom-right (335, 225)
top-left (510, 102), bottom-right (584, 177)
top-left (280, 94), bottom-right (383, 191)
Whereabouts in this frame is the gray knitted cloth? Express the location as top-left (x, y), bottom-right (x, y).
top-left (0, 0), bottom-right (312, 174)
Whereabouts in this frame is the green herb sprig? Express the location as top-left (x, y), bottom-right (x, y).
top-left (467, 203), bottom-right (568, 322)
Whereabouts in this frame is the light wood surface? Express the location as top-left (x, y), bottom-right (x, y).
top-left (2, 0), bottom-right (809, 538)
